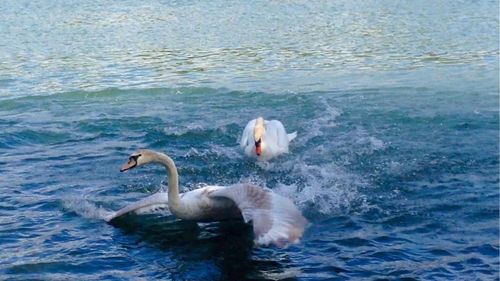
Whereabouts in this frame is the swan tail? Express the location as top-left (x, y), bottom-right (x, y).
top-left (105, 192), bottom-right (169, 222)
top-left (287, 131), bottom-right (297, 142)
top-left (209, 184), bottom-right (307, 247)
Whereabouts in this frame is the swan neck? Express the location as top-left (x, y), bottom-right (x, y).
top-left (254, 118), bottom-right (266, 141)
top-left (153, 152), bottom-right (180, 205)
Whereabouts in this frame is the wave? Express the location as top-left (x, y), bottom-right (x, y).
top-left (1, 86), bottom-right (398, 221)
top-left (61, 196), bottom-right (114, 221)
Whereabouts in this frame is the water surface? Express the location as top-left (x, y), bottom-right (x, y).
top-left (0, 0), bottom-right (498, 280)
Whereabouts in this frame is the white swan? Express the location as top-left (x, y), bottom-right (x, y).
top-left (106, 149), bottom-right (307, 247)
top-left (240, 117), bottom-right (297, 161)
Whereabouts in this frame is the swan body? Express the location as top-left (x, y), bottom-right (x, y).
top-left (107, 149), bottom-right (307, 247)
top-left (240, 117), bottom-right (297, 161)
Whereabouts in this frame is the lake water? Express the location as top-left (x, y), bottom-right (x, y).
top-left (0, 1), bottom-right (499, 280)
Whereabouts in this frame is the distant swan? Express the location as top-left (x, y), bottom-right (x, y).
top-left (106, 149), bottom-right (307, 247)
top-left (240, 117), bottom-right (297, 161)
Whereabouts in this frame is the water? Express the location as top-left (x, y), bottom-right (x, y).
top-left (0, 0), bottom-right (498, 280)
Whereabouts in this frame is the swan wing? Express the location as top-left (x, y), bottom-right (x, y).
top-left (240, 119), bottom-right (256, 148)
top-left (208, 183), bottom-right (307, 247)
top-left (105, 192), bottom-right (169, 222)
top-left (266, 120), bottom-right (291, 149)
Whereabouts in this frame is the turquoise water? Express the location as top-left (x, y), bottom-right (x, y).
top-left (1, 1), bottom-right (499, 280)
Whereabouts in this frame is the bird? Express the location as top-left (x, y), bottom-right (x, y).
top-left (106, 149), bottom-right (307, 247)
top-left (240, 117), bottom-right (297, 161)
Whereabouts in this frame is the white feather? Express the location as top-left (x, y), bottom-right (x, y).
top-left (209, 184), bottom-right (307, 247)
top-left (240, 118), bottom-right (297, 161)
top-left (106, 192), bottom-right (169, 222)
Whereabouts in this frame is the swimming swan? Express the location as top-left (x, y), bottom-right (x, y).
top-left (240, 117), bottom-right (297, 161)
top-left (106, 149), bottom-right (307, 247)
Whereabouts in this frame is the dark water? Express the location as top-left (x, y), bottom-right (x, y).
top-left (0, 1), bottom-right (499, 280)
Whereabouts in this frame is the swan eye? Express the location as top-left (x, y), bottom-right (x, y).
top-left (129, 154), bottom-right (141, 162)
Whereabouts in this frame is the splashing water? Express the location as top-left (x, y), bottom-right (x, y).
top-left (0, 0), bottom-right (498, 279)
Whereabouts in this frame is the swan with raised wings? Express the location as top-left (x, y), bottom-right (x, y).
top-left (240, 117), bottom-right (297, 161)
top-left (106, 149), bottom-right (307, 247)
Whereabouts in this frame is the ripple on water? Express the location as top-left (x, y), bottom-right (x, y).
top-left (0, 83), bottom-right (498, 280)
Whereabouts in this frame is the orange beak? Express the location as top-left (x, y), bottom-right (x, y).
top-left (255, 140), bottom-right (262, 156)
top-left (120, 158), bottom-right (137, 172)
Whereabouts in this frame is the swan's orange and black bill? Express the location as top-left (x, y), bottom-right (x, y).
top-left (120, 157), bottom-right (137, 172)
top-left (255, 139), bottom-right (262, 156)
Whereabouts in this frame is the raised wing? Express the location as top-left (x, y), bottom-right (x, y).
top-left (105, 192), bottom-right (169, 222)
top-left (240, 119), bottom-right (256, 148)
top-left (266, 120), bottom-right (290, 149)
top-left (209, 183), bottom-right (307, 247)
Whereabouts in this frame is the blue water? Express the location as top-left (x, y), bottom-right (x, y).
top-left (1, 1), bottom-right (499, 280)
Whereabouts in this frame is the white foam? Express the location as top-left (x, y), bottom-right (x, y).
top-left (261, 268), bottom-right (302, 280)
top-left (163, 124), bottom-right (204, 136)
top-left (351, 127), bottom-right (386, 154)
top-left (300, 97), bottom-right (343, 143)
top-left (62, 196), bottom-right (114, 221)
top-left (369, 136), bottom-right (385, 151)
top-left (208, 144), bottom-right (242, 159)
top-left (272, 161), bottom-right (369, 215)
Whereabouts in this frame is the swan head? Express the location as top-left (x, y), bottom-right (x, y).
top-left (120, 150), bottom-right (156, 172)
top-left (254, 117), bottom-right (265, 156)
